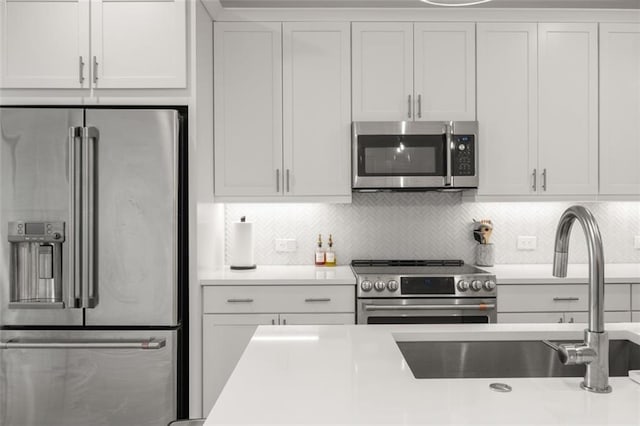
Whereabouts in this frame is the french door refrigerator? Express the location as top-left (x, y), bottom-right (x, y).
top-left (0, 107), bottom-right (188, 426)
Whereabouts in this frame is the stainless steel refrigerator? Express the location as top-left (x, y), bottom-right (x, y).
top-left (0, 107), bottom-right (188, 426)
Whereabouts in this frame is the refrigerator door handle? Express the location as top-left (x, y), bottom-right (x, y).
top-left (69, 126), bottom-right (83, 307)
top-left (82, 127), bottom-right (99, 308)
top-left (0, 337), bottom-right (166, 350)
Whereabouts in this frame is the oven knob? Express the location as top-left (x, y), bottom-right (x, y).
top-left (457, 280), bottom-right (470, 292)
top-left (361, 280), bottom-right (373, 292)
top-left (471, 280), bottom-right (483, 291)
top-left (387, 280), bottom-right (399, 292)
top-left (374, 280), bottom-right (386, 291)
top-left (483, 280), bottom-right (496, 291)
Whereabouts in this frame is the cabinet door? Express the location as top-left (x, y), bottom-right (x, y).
top-left (90, 0), bottom-right (186, 88)
top-left (538, 23), bottom-right (598, 195)
top-left (283, 22), bottom-right (351, 197)
top-left (214, 22), bottom-right (283, 197)
top-left (279, 313), bottom-right (355, 325)
top-left (202, 314), bottom-right (278, 415)
top-left (498, 312), bottom-right (565, 324)
top-left (351, 22), bottom-right (413, 121)
top-left (414, 23), bottom-right (475, 121)
top-left (599, 24), bottom-right (640, 195)
top-left (477, 23), bottom-right (538, 196)
top-left (565, 311), bottom-right (631, 324)
top-left (1, 0), bottom-right (89, 88)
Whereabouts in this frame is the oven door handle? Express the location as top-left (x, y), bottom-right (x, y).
top-left (363, 303), bottom-right (496, 311)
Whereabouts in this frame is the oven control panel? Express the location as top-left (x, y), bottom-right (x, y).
top-left (357, 274), bottom-right (497, 298)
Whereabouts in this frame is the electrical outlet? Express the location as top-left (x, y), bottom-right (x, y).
top-left (517, 236), bottom-right (537, 251)
top-left (275, 238), bottom-right (297, 252)
top-left (635, 236), bottom-right (640, 250)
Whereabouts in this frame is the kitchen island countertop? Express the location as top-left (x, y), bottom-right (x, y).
top-left (199, 265), bottom-right (356, 285)
top-left (206, 322), bottom-right (640, 425)
top-left (482, 263), bottom-right (640, 284)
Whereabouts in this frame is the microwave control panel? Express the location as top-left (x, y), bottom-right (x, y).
top-left (452, 135), bottom-right (475, 176)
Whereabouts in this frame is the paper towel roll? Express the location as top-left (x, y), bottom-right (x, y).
top-left (230, 217), bottom-right (256, 270)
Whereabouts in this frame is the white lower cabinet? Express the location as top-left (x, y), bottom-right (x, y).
top-left (202, 285), bottom-right (355, 415)
top-left (498, 283), bottom-right (632, 324)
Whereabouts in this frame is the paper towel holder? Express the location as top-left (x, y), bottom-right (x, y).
top-left (230, 216), bottom-right (257, 270)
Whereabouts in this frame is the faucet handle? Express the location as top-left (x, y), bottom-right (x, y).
top-left (543, 340), bottom-right (597, 366)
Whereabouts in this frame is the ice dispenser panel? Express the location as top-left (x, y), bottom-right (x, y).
top-left (8, 221), bottom-right (65, 308)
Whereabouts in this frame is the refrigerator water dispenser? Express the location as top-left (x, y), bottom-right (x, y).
top-left (8, 221), bottom-right (65, 308)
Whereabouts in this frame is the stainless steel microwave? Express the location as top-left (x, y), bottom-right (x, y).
top-left (352, 121), bottom-right (479, 191)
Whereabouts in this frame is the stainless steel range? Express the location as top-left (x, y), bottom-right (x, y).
top-left (352, 260), bottom-right (497, 325)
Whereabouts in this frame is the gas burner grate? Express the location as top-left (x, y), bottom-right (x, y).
top-left (351, 259), bottom-right (464, 267)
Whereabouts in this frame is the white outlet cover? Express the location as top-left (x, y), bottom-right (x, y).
top-left (275, 238), bottom-right (297, 252)
top-left (517, 236), bottom-right (537, 251)
top-left (634, 236), bottom-right (640, 250)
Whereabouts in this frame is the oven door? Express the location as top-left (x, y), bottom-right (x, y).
top-left (357, 298), bottom-right (497, 325)
top-left (352, 122), bottom-right (447, 189)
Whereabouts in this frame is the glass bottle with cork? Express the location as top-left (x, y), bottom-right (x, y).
top-left (325, 234), bottom-right (336, 266)
top-left (314, 234), bottom-right (325, 266)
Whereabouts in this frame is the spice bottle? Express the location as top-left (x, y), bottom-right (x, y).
top-left (314, 234), bottom-right (325, 265)
top-left (325, 234), bottom-right (336, 266)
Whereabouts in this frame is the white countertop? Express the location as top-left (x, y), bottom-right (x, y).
top-left (205, 323), bottom-right (640, 425)
top-left (482, 263), bottom-right (640, 284)
top-left (199, 265), bottom-right (356, 285)
top-left (198, 263), bottom-right (640, 286)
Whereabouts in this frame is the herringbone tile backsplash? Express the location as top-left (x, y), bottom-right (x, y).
top-left (225, 193), bottom-right (640, 265)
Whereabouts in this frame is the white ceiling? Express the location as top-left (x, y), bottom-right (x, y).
top-left (218, 0), bottom-right (640, 8)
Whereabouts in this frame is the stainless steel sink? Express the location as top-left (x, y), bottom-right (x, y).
top-left (396, 340), bottom-right (640, 379)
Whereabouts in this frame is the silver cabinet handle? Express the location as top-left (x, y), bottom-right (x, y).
top-left (444, 121), bottom-right (453, 186)
top-left (553, 297), bottom-right (579, 301)
top-left (542, 168), bottom-right (547, 191)
top-left (276, 169), bottom-right (280, 192)
top-left (1, 338), bottom-right (166, 350)
top-left (92, 56), bottom-right (99, 84)
top-left (81, 127), bottom-right (98, 308)
top-left (286, 169), bottom-right (290, 193)
top-left (305, 298), bottom-right (331, 303)
top-left (68, 127), bottom-right (82, 307)
top-left (532, 168), bottom-right (537, 191)
top-left (78, 56), bottom-right (85, 84)
top-left (227, 298), bottom-right (254, 303)
top-left (417, 94), bottom-right (422, 118)
top-left (408, 94), bottom-right (412, 118)
top-left (364, 304), bottom-right (495, 311)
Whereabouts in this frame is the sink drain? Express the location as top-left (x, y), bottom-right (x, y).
top-left (489, 383), bottom-right (512, 393)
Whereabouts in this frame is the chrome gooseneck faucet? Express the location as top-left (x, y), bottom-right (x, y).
top-left (548, 205), bottom-right (611, 393)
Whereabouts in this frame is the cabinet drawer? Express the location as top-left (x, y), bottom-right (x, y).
top-left (498, 284), bottom-right (630, 312)
top-left (203, 285), bottom-right (355, 314)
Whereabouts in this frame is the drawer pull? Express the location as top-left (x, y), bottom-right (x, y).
top-left (553, 297), bottom-right (580, 302)
top-left (227, 298), bottom-right (254, 303)
top-left (305, 298), bottom-right (331, 303)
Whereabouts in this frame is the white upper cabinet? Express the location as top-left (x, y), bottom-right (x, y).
top-left (1, 0), bottom-right (90, 88)
top-left (351, 22), bottom-right (475, 122)
top-left (214, 22), bottom-right (283, 197)
top-left (414, 23), bottom-right (475, 121)
top-left (91, 0), bottom-right (186, 89)
top-left (538, 23), bottom-right (598, 196)
top-left (599, 23), bottom-right (640, 195)
top-left (477, 23), bottom-right (538, 196)
top-left (476, 22), bottom-right (598, 197)
top-left (1, 0), bottom-right (185, 89)
top-left (283, 22), bottom-right (351, 197)
top-left (214, 21), bottom-right (351, 201)
top-left (351, 22), bottom-right (413, 121)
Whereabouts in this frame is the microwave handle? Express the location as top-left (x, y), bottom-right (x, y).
top-left (445, 121), bottom-right (453, 186)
